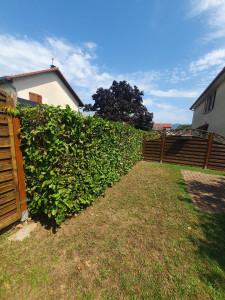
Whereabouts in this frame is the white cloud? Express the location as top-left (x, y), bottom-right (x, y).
top-left (0, 34), bottom-right (161, 100)
top-left (0, 34), bottom-right (208, 101)
top-left (143, 100), bottom-right (192, 123)
top-left (189, 48), bottom-right (225, 73)
top-left (148, 88), bottom-right (199, 98)
top-left (143, 98), bottom-right (155, 107)
top-left (83, 42), bottom-right (97, 51)
top-left (190, 0), bottom-right (225, 38)
top-left (153, 108), bottom-right (192, 124)
top-left (0, 34), bottom-right (214, 124)
top-left (190, 0), bottom-right (224, 15)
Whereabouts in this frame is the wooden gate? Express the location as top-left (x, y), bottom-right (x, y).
top-left (0, 89), bottom-right (26, 230)
top-left (142, 129), bottom-right (225, 171)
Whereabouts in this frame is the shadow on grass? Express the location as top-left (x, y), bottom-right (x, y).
top-left (0, 220), bottom-right (21, 236)
top-left (178, 177), bottom-right (225, 291)
top-left (177, 181), bottom-right (193, 205)
top-left (0, 214), bottom-right (59, 236)
top-left (182, 175), bottom-right (225, 212)
top-left (187, 208), bottom-right (225, 290)
top-left (31, 213), bottom-right (58, 234)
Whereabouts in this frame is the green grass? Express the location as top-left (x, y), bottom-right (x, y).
top-left (0, 161), bottom-right (225, 299)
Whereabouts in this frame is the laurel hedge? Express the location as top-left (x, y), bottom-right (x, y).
top-left (18, 104), bottom-right (146, 224)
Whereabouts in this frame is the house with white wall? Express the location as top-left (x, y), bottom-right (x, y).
top-left (190, 66), bottom-right (225, 136)
top-left (153, 123), bottom-right (172, 131)
top-left (0, 67), bottom-right (84, 111)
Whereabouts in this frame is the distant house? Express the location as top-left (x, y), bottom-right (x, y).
top-left (190, 66), bottom-right (225, 136)
top-left (0, 67), bottom-right (84, 111)
top-left (153, 123), bottom-right (172, 131)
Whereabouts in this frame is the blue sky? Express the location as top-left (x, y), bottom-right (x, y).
top-left (1, 0), bottom-right (225, 124)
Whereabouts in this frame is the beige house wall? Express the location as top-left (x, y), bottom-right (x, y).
top-left (191, 79), bottom-right (225, 136)
top-left (0, 72), bottom-right (79, 111)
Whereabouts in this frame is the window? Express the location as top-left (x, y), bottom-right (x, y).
top-left (29, 92), bottom-right (42, 103)
top-left (203, 91), bottom-right (216, 114)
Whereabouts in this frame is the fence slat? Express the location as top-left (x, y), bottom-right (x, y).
top-left (164, 153), bottom-right (205, 159)
top-left (0, 183), bottom-right (15, 195)
top-left (0, 129), bottom-right (9, 136)
top-left (0, 174), bottom-right (14, 183)
top-left (0, 115), bottom-right (8, 124)
top-left (0, 191), bottom-right (16, 203)
top-left (0, 149), bottom-right (11, 155)
top-left (164, 156), bottom-right (205, 163)
top-left (142, 130), bottom-right (225, 169)
top-left (0, 199), bottom-right (16, 210)
top-left (0, 163), bottom-right (12, 172)
top-left (0, 153), bottom-right (12, 159)
top-left (0, 203), bottom-right (17, 217)
top-left (144, 154), bottom-right (161, 159)
top-left (0, 99), bottom-right (7, 108)
top-left (163, 159), bottom-right (203, 167)
top-left (0, 159), bottom-right (11, 166)
top-left (0, 209), bottom-right (17, 222)
top-left (0, 143), bottom-right (10, 148)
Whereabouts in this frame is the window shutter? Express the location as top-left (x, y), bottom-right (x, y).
top-left (203, 90), bottom-right (216, 114)
top-left (211, 90), bottom-right (216, 110)
top-left (203, 99), bottom-right (206, 114)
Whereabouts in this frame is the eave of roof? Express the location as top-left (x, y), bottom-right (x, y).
top-left (3, 68), bottom-right (84, 107)
top-left (190, 66), bottom-right (225, 110)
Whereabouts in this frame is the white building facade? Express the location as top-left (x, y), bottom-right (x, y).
top-left (191, 67), bottom-right (225, 137)
top-left (0, 68), bottom-right (84, 111)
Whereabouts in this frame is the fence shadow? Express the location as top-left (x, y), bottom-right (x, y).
top-left (181, 174), bottom-right (225, 214)
top-left (193, 213), bottom-right (225, 287)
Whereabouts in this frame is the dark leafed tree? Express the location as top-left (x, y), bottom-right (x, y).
top-left (84, 80), bottom-right (153, 131)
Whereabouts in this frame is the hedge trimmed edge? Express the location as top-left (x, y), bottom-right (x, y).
top-left (18, 104), bottom-right (147, 224)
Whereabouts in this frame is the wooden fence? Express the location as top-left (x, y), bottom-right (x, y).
top-left (142, 128), bottom-right (225, 171)
top-left (0, 90), bottom-right (27, 231)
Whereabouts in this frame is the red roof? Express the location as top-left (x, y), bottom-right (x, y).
top-left (153, 123), bottom-right (172, 128)
top-left (4, 68), bottom-right (84, 107)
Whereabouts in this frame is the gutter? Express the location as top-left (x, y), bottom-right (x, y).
top-left (190, 65), bottom-right (225, 110)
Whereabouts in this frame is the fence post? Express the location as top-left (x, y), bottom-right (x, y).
top-left (204, 132), bottom-right (214, 169)
top-left (13, 116), bottom-right (27, 217)
top-left (142, 135), bottom-right (146, 158)
top-left (160, 130), bottom-right (166, 163)
top-left (6, 94), bottom-right (22, 220)
top-left (10, 92), bottom-right (28, 221)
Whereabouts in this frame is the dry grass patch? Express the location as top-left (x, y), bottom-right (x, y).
top-left (1, 161), bottom-right (225, 299)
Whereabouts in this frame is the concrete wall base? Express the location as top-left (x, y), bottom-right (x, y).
top-left (21, 209), bottom-right (29, 222)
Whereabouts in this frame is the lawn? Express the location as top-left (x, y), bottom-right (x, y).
top-left (1, 161), bottom-right (225, 299)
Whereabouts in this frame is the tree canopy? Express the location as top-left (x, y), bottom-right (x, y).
top-left (84, 80), bottom-right (153, 131)
top-left (177, 124), bottom-right (191, 129)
